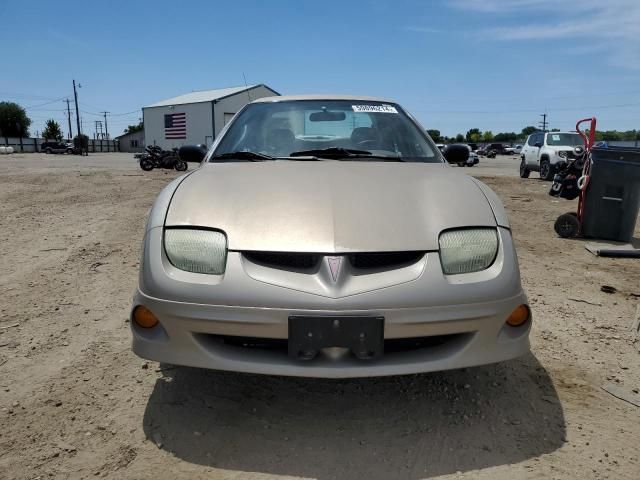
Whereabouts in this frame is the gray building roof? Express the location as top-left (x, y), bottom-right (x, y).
top-left (114, 129), bottom-right (144, 140)
top-left (144, 84), bottom-right (277, 108)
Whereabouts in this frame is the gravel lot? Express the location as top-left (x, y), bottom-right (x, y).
top-left (0, 152), bottom-right (638, 480)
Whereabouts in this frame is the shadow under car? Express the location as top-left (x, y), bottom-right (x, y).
top-left (142, 354), bottom-right (565, 479)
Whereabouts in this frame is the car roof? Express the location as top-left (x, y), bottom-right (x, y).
top-left (252, 94), bottom-right (397, 104)
top-left (528, 131), bottom-right (575, 136)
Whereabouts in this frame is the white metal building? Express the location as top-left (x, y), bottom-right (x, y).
top-left (142, 84), bottom-right (279, 149)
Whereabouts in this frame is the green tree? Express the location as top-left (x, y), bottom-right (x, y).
top-left (455, 133), bottom-right (464, 142)
top-left (42, 119), bottom-right (63, 140)
top-left (550, 128), bottom-right (560, 132)
top-left (601, 130), bottom-right (622, 141)
top-left (73, 134), bottom-right (89, 155)
top-left (494, 132), bottom-right (517, 142)
top-left (521, 126), bottom-right (537, 137)
top-left (0, 101), bottom-right (31, 137)
top-left (482, 131), bottom-right (494, 142)
top-left (465, 128), bottom-right (481, 142)
top-left (124, 121), bottom-right (143, 134)
top-left (426, 129), bottom-right (441, 142)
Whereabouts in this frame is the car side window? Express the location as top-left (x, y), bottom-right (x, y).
top-left (527, 135), bottom-right (535, 146)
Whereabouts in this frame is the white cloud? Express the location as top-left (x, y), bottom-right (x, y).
top-left (450, 0), bottom-right (640, 69)
top-left (450, 0), bottom-right (560, 13)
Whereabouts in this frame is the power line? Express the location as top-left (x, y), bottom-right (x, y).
top-left (24, 95), bottom-right (71, 109)
top-left (25, 108), bottom-right (67, 112)
top-left (80, 109), bottom-right (104, 116)
top-left (411, 100), bottom-right (640, 115)
top-left (109, 109), bottom-right (140, 116)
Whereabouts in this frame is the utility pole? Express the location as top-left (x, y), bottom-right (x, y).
top-left (539, 113), bottom-right (548, 133)
top-left (73, 79), bottom-right (84, 154)
top-left (94, 120), bottom-right (103, 139)
top-left (101, 111), bottom-right (110, 152)
top-left (65, 99), bottom-right (73, 139)
top-left (101, 112), bottom-right (109, 139)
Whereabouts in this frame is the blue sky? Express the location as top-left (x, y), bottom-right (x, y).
top-left (2, 0), bottom-right (639, 137)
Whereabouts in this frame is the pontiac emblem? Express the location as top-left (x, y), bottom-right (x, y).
top-left (327, 257), bottom-right (342, 282)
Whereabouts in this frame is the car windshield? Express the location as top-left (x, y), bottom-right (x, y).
top-left (211, 100), bottom-right (439, 162)
top-left (546, 133), bottom-right (584, 147)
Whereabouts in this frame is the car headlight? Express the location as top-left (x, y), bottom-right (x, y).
top-left (557, 150), bottom-right (567, 158)
top-left (438, 228), bottom-right (498, 275)
top-left (164, 228), bottom-right (227, 274)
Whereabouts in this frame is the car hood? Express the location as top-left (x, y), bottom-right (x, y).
top-left (165, 161), bottom-right (498, 252)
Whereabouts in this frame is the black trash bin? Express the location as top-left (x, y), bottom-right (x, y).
top-left (581, 146), bottom-right (640, 242)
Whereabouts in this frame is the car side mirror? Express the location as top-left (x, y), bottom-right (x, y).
top-left (442, 144), bottom-right (470, 164)
top-left (178, 144), bottom-right (208, 162)
top-left (534, 142), bottom-right (542, 148)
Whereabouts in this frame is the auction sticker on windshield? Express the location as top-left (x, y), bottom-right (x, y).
top-left (352, 104), bottom-right (398, 113)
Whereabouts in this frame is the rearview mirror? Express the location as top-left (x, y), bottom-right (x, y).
top-left (309, 111), bottom-right (346, 122)
top-left (442, 144), bottom-right (470, 164)
top-left (179, 144), bottom-right (208, 162)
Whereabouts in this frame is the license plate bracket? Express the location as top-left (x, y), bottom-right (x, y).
top-left (288, 315), bottom-right (384, 361)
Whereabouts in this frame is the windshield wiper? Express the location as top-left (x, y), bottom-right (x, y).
top-left (290, 147), bottom-right (372, 158)
top-left (289, 147), bottom-right (404, 161)
top-left (210, 151), bottom-right (275, 161)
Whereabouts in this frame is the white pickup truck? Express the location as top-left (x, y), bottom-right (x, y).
top-left (519, 132), bottom-right (585, 180)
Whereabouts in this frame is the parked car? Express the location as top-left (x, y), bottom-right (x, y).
top-left (477, 144), bottom-right (498, 158)
top-left (476, 145), bottom-right (490, 156)
top-left (130, 94), bottom-right (531, 378)
top-left (488, 143), bottom-right (510, 155)
top-left (41, 141), bottom-right (74, 154)
top-left (514, 144), bottom-right (523, 155)
top-left (502, 145), bottom-right (516, 155)
top-left (520, 131), bottom-right (585, 180)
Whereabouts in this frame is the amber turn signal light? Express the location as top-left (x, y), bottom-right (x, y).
top-left (132, 305), bottom-right (159, 328)
top-left (506, 304), bottom-right (530, 327)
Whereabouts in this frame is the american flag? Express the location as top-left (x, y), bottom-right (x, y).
top-left (164, 112), bottom-right (186, 139)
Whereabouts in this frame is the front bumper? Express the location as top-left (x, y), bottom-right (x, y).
top-left (132, 291), bottom-right (529, 378)
top-left (131, 227), bottom-right (530, 378)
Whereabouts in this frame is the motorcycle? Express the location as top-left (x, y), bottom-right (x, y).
top-left (136, 146), bottom-right (187, 172)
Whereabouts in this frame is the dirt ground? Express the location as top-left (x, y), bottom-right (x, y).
top-left (0, 153), bottom-right (638, 480)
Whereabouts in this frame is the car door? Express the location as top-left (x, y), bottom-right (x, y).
top-left (526, 134), bottom-right (542, 166)
top-left (522, 135), bottom-right (534, 165)
top-left (534, 133), bottom-right (545, 167)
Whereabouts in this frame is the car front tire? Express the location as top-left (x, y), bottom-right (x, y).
top-left (540, 159), bottom-right (553, 181)
top-left (519, 159), bottom-right (530, 178)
